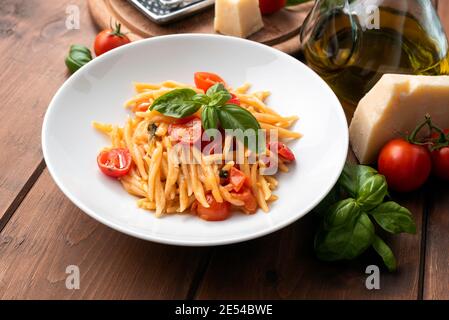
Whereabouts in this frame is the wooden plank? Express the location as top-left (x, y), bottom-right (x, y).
top-left (0, 170), bottom-right (207, 299)
top-left (423, 181), bottom-right (449, 300)
top-left (0, 0), bottom-right (97, 227)
top-left (421, 1), bottom-right (449, 300)
top-left (196, 195), bottom-right (424, 300)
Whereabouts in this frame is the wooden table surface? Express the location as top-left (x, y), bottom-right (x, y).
top-left (0, 0), bottom-right (448, 300)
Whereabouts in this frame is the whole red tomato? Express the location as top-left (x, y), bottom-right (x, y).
top-left (259, 0), bottom-right (286, 15)
top-left (94, 22), bottom-right (131, 56)
top-left (431, 129), bottom-right (449, 180)
top-left (378, 139), bottom-right (432, 192)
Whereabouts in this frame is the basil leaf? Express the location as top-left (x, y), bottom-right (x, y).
top-left (65, 45), bottom-right (92, 73)
top-left (150, 88), bottom-right (201, 118)
top-left (323, 198), bottom-right (359, 230)
top-left (357, 174), bottom-right (388, 211)
top-left (315, 209), bottom-right (375, 261)
top-left (217, 104), bottom-right (265, 153)
top-left (202, 106), bottom-right (219, 136)
top-left (339, 164), bottom-right (377, 198)
top-left (206, 83), bottom-right (227, 96)
top-left (370, 201), bottom-right (416, 234)
top-left (372, 235), bottom-right (397, 272)
top-left (192, 94), bottom-right (210, 105)
top-left (209, 91), bottom-right (232, 107)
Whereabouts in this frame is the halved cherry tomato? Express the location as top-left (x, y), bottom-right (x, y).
top-left (168, 117), bottom-right (202, 144)
top-left (197, 194), bottom-right (231, 221)
top-left (259, 0), bottom-right (286, 15)
top-left (228, 93), bottom-right (241, 106)
top-left (231, 187), bottom-right (258, 214)
top-left (194, 72), bottom-right (226, 92)
top-left (431, 129), bottom-right (449, 181)
top-left (97, 148), bottom-right (132, 178)
top-left (378, 139), bottom-right (432, 192)
top-left (94, 22), bottom-right (131, 56)
top-left (269, 141), bottom-right (295, 161)
top-left (229, 167), bottom-right (248, 192)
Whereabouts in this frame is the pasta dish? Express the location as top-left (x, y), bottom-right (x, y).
top-left (93, 72), bottom-right (301, 221)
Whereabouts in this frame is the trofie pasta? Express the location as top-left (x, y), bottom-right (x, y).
top-left (93, 72), bottom-right (302, 221)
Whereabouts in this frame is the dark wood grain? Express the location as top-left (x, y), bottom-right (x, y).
top-left (0, 0), bottom-right (96, 229)
top-left (0, 170), bottom-right (207, 299)
top-left (421, 1), bottom-right (449, 300)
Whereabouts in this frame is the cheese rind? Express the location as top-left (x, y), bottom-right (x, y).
top-left (349, 74), bottom-right (449, 164)
top-left (214, 0), bottom-right (264, 38)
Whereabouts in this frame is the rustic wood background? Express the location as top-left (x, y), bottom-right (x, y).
top-left (0, 0), bottom-right (447, 299)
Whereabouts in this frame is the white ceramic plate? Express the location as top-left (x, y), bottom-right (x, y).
top-left (42, 34), bottom-right (348, 246)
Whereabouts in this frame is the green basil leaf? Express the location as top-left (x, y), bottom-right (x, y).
top-left (192, 94), bottom-right (210, 105)
top-left (202, 106), bottom-right (219, 137)
top-left (150, 88), bottom-right (201, 118)
top-left (372, 235), bottom-right (397, 272)
top-left (209, 91), bottom-right (232, 107)
top-left (370, 201), bottom-right (416, 234)
top-left (217, 104), bottom-right (265, 153)
top-left (357, 174), bottom-right (388, 211)
top-left (315, 211), bottom-right (375, 261)
top-left (323, 198), bottom-right (360, 230)
top-left (339, 164), bottom-right (377, 198)
top-left (65, 45), bottom-right (92, 73)
top-left (206, 83), bottom-right (227, 96)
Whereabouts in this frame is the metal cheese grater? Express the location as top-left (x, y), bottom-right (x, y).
top-left (127, 0), bottom-right (215, 24)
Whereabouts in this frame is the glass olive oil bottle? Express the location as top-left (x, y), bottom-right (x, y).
top-left (301, 0), bottom-right (449, 107)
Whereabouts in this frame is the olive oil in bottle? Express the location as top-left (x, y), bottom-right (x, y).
top-left (302, 5), bottom-right (449, 107)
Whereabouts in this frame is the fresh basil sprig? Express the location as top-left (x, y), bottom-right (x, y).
top-left (314, 164), bottom-right (416, 272)
top-left (150, 83), bottom-right (264, 152)
top-left (65, 45), bottom-right (93, 73)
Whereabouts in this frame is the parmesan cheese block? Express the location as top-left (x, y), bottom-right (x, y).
top-left (214, 0), bottom-right (264, 38)
top-left (350, 74), bottom-right (449, 164)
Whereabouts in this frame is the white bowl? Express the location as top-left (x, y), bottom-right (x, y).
top-left (42, 34), bottom-right (348, 246)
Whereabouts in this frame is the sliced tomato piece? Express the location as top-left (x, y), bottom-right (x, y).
top-left (229, 167), bottom-right (248, 192)
top-left (197, 194), bottom-right (231, 221)
top-left (168, 117), bottom-right (202, 145)
top-left (269, 141), bottom-right (295, 162)
top-left (97, 148), bottom-right (132, 178)
top-left (194, 72), bottom-right (226, 92)
top-left (228, 93), bottom-right (241, 106)
top-left (231, 187), bottom-right (258, 214)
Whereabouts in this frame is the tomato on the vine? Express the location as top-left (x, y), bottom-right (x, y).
top-left (430, 129), bottom-right (449, 181)
top-left (94, 22), bottom-right (131, 56)
top-left (378, 139), bottom-right (432, 192)
top-left (259, 0), bottom-right (286, 15)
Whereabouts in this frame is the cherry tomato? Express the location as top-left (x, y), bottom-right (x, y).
top-left (97, 148), bottom-right (132, 178)
top-left (269, 141), bottom-right (295, 162)
top-left (231, 187), bottom-right (258, 214)
top-left (228, 93), bottom-right (241, 106)
top-left (259, 0), bottom-right (286, 15)
top-left (94, 22), bottom-right (131, 56)
top-left (168, 117), bottom-right (202, 145)
top-left (197, 194), bottom-right (231, 221)
top-left (229, 167), bottom-right (248, 192)
top-left (378, 139), bottom-right (432, 192)
top-left (194, 72), bottom-right (226, 92)
top-left (431, 129), bottom-right (449, 180)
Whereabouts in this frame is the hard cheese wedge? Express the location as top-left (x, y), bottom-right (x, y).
top-left (214, 0), bottom-right (264, 38)
top-left (350, 74), bottom-right (449, 164)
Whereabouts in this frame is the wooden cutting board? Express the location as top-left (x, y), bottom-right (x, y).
top-left (87, 0), bottom-right (314, 55)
